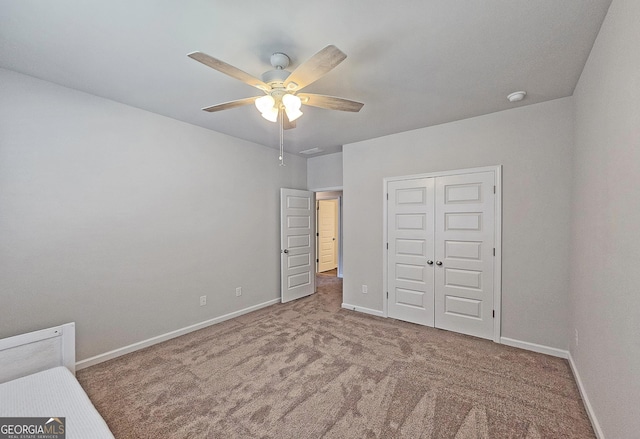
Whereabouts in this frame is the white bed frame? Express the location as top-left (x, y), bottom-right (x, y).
top-left (0, 322), bottom-right (75, 384)
top-left (0, 323), bottom-right (115, 438)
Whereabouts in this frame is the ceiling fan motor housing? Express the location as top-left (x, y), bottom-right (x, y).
top-left (261, 69), bottom-right (290, 88)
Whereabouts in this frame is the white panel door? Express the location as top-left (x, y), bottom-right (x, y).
top-left (434, 172), bottom-right (495, 339)
top-left (280, 188), bottom-right (315, 303)
top-left (318, 199), bottom-right (338, 272)
top-left (387, 178), bottom-right (435, 326)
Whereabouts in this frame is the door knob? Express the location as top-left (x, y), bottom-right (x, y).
top-left (426, 260), bottom-right (434, 265)
top-left (435, 261), bottom-right (443, 266)
top-left (283, 249), bottom-right (289, 254)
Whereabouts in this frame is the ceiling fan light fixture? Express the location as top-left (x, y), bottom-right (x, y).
top-left (261, 106), bottom-right (279, 122)
top-left (282, 93), bottom-right (301, 109)
top-left (255, 95), bottom-right (275, 113)
top-left (282, 94), bottom-right (303, 121)
top-left (285, 107), bottom-right (303, 122)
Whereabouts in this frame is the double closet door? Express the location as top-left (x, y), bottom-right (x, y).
top-left (387, 170), bottom-right (496, 340)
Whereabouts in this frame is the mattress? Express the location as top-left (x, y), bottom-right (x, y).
top-left (0, 366), bottom-right (114, 439)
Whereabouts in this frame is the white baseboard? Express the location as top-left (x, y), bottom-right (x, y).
top-left (341, 303), bottom-right (385, 318)
top-left (76, 298), bottom-right (281, 370)
top-left (500, 337), bottom-right (569, 359)
top-left (568, 352), bottom-right (605, 439)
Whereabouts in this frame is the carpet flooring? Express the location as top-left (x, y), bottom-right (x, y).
top-left (77, 272), bottom-right (595, 438)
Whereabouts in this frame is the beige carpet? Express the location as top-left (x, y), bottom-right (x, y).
top-left (77, 272), bottom-right (595, 438)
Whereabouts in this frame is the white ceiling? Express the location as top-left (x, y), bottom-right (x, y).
top-left (0, 0), bottom-right (612, 156)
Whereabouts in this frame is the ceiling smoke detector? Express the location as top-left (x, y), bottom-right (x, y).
top-left (507, 91), bottom-right (527, 102)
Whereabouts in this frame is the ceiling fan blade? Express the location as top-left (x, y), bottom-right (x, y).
top-left (188, 51), bottom-right (270, 92)
top-left (298, 93), bottom-right (364, 112)
top-left (283, 112), bottom-right (296, 130)
top-left (284, 45), bottom-right (347, 91)
top-left (202, 97), bottom-right (259, 113)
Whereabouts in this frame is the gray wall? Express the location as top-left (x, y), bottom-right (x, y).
top-left (571, 0), bottom-right (640, 436)
top-left (307, 152), bottom-right (343, 190)
top-left (0, 69), bottom-right (307, 361)
top-left (343, 97), bottom-right (574, 349)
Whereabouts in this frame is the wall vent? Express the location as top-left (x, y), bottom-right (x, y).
top-left (299, 147), bottom-right (324, 155)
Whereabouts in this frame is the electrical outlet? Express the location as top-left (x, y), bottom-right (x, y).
top-left (235, 287), bottom-right (242, 297)
top-left (362, 285), bottom-right (368, 294)
top-left (575, 329), bottom-right (579, 348)
top-left (200, 295), bottom-right (207, 306)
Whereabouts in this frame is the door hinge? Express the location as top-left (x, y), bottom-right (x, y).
top-left (387, 291), bottom-right (389, 299)
top-left (386, 193), bottom-right (389, 200)
top-left (316, 232), bottom-right (319, 237)
top-left (316, 258), bottom-right (319, 263)
top-left (493, 248), bottom-right (495, 256)
top-left (493, 310), bottom-right (495, 318)
top-left (493, 185), bottom-right (496, 194)
top-left (386, 242), bottom-right (389, 250)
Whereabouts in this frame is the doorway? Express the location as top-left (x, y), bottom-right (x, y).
top-left (315, 191), bottom-right (343, 279)
top-left (318, 199), bottom-right (338, 272)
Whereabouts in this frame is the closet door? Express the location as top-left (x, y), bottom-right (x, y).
top-left (387, 178), bottom-right (435, 326)
top-left (433, 172), bottom-right (495, 339)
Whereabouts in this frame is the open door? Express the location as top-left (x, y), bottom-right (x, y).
top-left (280, 188), bottom-right (315, 303)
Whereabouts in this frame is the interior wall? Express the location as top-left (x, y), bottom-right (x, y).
top-left (570, 0), bottom-right (640, 436)
top-left (343, 97), bottom-right (574, 349)
top-left (307, 152), bottom-right (343, 190)
top-left (0, 68), bottom-right (307, 362)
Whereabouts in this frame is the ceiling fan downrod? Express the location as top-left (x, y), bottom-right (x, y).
top-left (279, 107), bottom-right (285, 167)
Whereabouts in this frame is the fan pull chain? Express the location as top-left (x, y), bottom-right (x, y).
top-left (279, 107), bottom-right (285, 166)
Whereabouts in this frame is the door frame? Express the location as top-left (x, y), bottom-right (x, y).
top-left (382, 165), bottom-right (502, 342)
top-left (316, 198), bottom-right (340, 273)
top-left (315, 191), bottom-right (343, 278)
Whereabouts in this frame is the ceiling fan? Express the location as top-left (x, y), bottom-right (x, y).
top-left (187, 45), bottom-right (364, 130)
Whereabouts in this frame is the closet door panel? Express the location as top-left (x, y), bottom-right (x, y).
top-left (387, 178), bottom-right (435, 326)
top-left (434, 172), bottom-right (495, 339)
